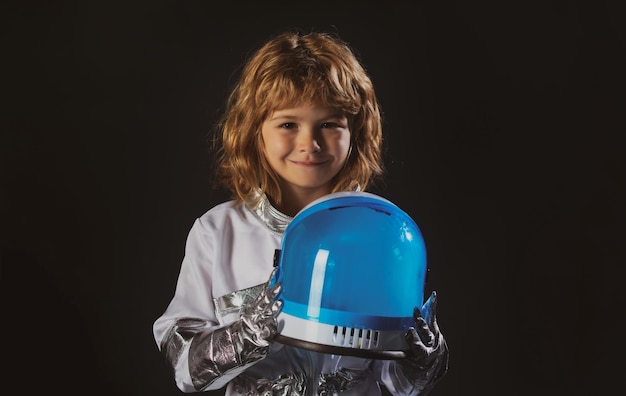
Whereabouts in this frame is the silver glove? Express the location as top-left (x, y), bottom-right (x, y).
top-left (237, 278), bottom-right (283, 360)
top-left (397, 291), bottom-right (449, 394)
top-left (188, 278), bottom-right (283, 390)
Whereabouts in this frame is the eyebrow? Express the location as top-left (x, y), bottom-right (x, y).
top-left (267, 114), bottom-right (298, 121)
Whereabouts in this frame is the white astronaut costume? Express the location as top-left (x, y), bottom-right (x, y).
top-left (153, 194), bottom-right (431, 395)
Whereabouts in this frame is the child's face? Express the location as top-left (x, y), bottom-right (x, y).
top-left (261, 103), bottom-right (351, 203)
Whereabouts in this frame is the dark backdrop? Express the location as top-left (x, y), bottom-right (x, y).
top-left (3, 1), bottom-right (625, 395)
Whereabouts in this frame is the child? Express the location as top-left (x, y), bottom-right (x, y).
top-left (153, 30), bottom-right (449, 395)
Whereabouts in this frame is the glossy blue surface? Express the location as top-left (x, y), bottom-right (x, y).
top-left (272, 192), bottom-right (427, 330)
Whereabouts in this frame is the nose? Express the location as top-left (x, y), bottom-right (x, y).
top-left (297, 128), bottom-right (321, 153)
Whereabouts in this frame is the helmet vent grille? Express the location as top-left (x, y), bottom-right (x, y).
top-left (332, 325), bottom-right (380, 349)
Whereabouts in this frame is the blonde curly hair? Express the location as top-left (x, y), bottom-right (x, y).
top-left (212, 30), bottom-right (384, 208)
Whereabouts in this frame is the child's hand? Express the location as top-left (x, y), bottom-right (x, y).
top-left (397, 291), bottom-right (449, 392)
top-left (187, 278), bottom-right (283, 388)
top-left (240, 279), bottom-right (283, 349)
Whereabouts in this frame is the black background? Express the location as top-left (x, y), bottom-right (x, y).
top-left (2, 1), bottom-right (625, 395)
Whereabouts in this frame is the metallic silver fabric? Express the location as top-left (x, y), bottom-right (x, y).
top-left (232, 367), bottom-right (370, 395)
top-left (238, 280), bottom-right (283, 356)
top-left (396, 292), bottom-right (449, 393)
top-left (246, 193), bottom-right (293, 235)
top-left (190, 323), bottom-right (240, 390)
top-left (232, 370), bottom-right (308, 395)
top-left (215, 284), bottom-right (266, 317)
top-left (161, 318), bottom-right (208, 375)
top-left (188, 281), bottom-right (283, 391)
top-left (317, 368), bottom-right (370, 395)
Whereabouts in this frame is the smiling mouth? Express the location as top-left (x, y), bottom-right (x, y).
top-left (292, 160), bottom-right (326, 167)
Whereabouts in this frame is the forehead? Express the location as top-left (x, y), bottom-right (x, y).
top-left (268, 104), bottom-right (346, 120)
top-left (260, 79), bottom-right (355, 117)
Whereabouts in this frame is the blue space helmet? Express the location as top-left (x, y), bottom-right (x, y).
top-left (271, 191), bottom-right (428, 359)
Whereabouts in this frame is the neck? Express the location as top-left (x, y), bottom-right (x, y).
top-left (274, 187), bottom-right (332, 217)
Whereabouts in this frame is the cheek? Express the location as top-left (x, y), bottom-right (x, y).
top-left (330, 133), bottom-right (351, 155)
top-left (262, 135), bottom-right (290, 159)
